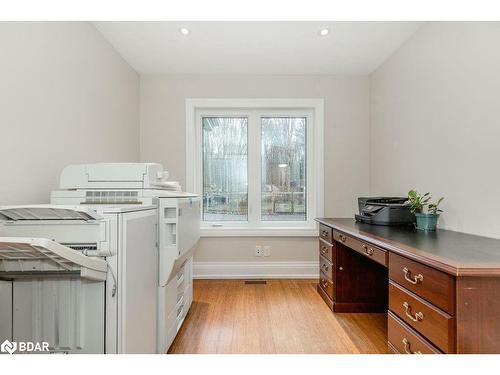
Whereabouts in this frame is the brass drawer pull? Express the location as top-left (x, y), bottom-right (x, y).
top-left (338, 234), bottom-right (347, 243)
top-left (402, 338), bottom-right (422, 354)
top-left (321, 263), bottom-right (329, 272)
top-left (321, 230), bottom-right (329, 238)
top-left (320, 279), bottom-right (330, 289)
top-left (403, 267), bottom-right (424, 285)
top-left (403, 302), bottom-right (424, 322)
top-left (321, 246), bottom-right (329, 254)
top-left (362, 244), bottom-right (374, 256)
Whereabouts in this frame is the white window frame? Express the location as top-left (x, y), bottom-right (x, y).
top-left (186, 98), bottom-right (324, 237)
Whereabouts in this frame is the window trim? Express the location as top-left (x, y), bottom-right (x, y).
top-left (186, 98), bottom-right (324, 237)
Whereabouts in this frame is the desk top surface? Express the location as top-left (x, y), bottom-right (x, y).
top-left (316, 218), bottom-right (500, 276)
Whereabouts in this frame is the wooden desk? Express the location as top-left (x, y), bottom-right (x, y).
top-left (315, 218), bottom-right (500, 354)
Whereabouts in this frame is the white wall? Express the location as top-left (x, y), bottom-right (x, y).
top-left (370, 22), bottom-right (500, 238)
top-left (140, 75), bottom-right (370, 266)
top-left (0, 22), bottom-right (140, 204)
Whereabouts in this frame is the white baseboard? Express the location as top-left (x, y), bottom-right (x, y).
top-left (193, 261), bottom-right (319, 279)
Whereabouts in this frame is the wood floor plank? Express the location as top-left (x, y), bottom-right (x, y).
top-left (168, 279), bottom-right (388, 354)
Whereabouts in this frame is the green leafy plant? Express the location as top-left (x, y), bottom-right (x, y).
top-left (405, 190), bottom-right (445, 215)
top-left (428, 197), bottom-right (444, 215)
top-left (404, 190), bottom-right (431, 214)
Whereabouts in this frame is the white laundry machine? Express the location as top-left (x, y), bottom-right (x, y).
top-left (0, 204), bottom-right (158, 354)
top-left (50, 163), bottom-right (200, 353)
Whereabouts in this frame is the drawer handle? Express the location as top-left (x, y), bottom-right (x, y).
top-left (403, 302), bottom-right (424, 322)
top-left (321, 230), bottom-right (329, 237)
top-left (402, 338), bottom-right (422, 354)
top-left (321, 279), bottom-right (329, 289)
top-left (362, 244), bottom-right (374, 256)
top-left (321, 246), bottom-right (329, 254)
top-left (321, 263), bottom-right (329, 272)
top-left (338, 234), bottom-right (347, 243)
top-left (403, 267), bottom-right (424, 285)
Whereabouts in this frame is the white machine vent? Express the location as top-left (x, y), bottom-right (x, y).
top-left (84, 191), bottom-right (139, 205)
top-left (63, 243), bottom-right (98, 252)
top-left (0, 206), bottom-right (98, 221)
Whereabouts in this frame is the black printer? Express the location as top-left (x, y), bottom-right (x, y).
top-left (355, 197), bottom-right (415, 226)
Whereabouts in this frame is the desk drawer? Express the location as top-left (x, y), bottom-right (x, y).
top-left (319, 224), bottom-right (332, 244)
top-left (389, 281), bottom-right (455, 353)
top-left (319, 254), bottom-right (333, 278)
top-left (332, 230), bottom-right (388, 267)
top-left (318, 239), bottom-right (333, 262)
top-left (389, 253), bottom-right (455, 314)
top-left (388, 312), bottom-right (441, 354)
top-left (319, 270), bottom-right (334, 300)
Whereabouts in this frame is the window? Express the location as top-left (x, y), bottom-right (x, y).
top-left (261, 117), bottom-right (307, 222)
top-left (202, 117), bottom-right (248, 221)
top-left (186, 99), bottom-right (324, 237)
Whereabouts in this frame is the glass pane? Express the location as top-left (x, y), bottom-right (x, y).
top-left (261, 117), bottom-right (307, 221)
top-left (203, 117), bottom-right (248, 221)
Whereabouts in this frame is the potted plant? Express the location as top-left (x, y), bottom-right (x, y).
top-left (405, 190), bottom-right (444, 231)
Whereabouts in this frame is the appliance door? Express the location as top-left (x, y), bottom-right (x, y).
top-left (10, 277), bottom-right (105, 354)
top-left (0, 238), bottom-right (107, 354)
top-left (158, 197), bottom-right (200, 287)
top-left (116, 209), bottom-right (158, 354)
top-left (177, 198), bottom-right (200, 259)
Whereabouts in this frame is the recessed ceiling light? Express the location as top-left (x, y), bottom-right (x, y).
top-left (179, 27), bottom-right (190, 36)
top-left (278, 164), bottom-right (288, 168)
top-left (319, 28), bottom-right (330, 36)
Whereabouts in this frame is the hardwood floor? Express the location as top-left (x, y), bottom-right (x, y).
top-left (168, 279), bottom-right (388, 354)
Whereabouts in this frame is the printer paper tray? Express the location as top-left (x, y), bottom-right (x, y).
top-left (0, 237), bottom-right (107, 281)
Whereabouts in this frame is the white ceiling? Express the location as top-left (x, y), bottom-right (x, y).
top-left (94, 21), bottom-right (422, 75)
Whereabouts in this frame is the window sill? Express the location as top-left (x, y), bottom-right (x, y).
top-left (200, 227), bottom-right (319, 238)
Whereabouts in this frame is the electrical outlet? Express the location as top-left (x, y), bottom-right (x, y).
top-left (263, 246), bottom-right (271, 257)
top-left (255, 246), bottom-right (263, 257)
